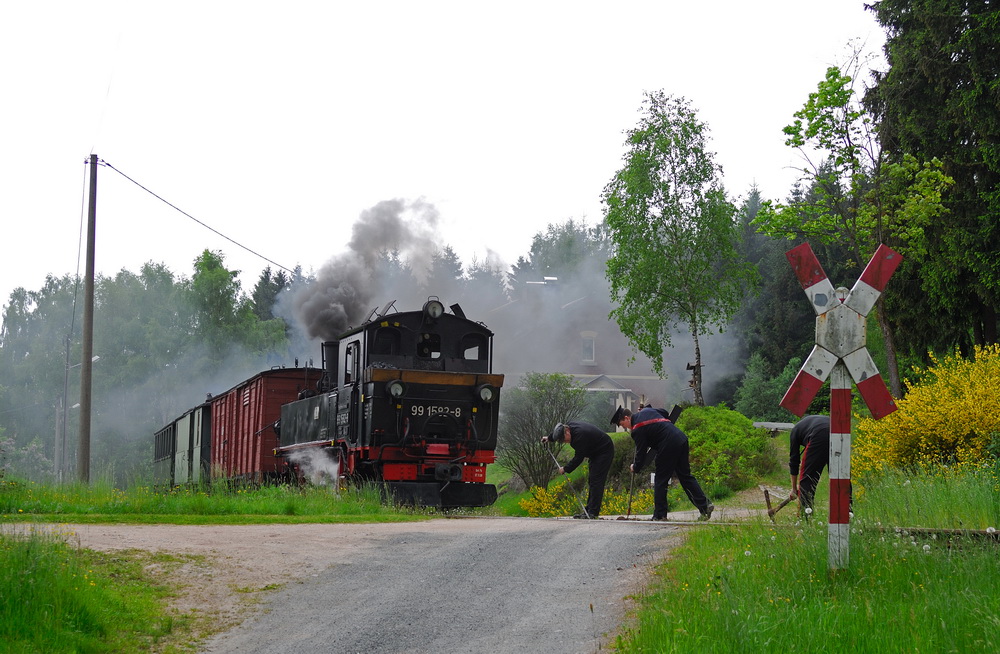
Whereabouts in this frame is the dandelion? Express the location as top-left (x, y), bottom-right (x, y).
top-left (744, 550), bottom-right (752, 556)
top-left (805, 507), bottom-right (813, 515)
top-left (922, 544), bottom-right (931, 553)
top-left (988, 527), bottom-right (996, 534)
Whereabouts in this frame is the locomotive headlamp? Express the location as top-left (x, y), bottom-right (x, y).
top-left (386, 380), bottom-right (407, 399)
top-left (423, 299), bottom-right (445, 320)
top-left (475, 383), bottom-right (498, 403)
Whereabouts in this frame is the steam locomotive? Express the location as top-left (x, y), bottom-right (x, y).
top-left (154, 298), bottom-right (503, 508)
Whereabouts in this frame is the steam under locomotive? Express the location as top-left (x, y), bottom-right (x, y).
top-left (154, 297), bottom-right (503, 508)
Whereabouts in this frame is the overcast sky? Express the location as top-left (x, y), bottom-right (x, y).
top-left (1, 1), bottom-right (886, 309)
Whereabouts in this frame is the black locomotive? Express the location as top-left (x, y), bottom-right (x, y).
top-left (274, 297), bottom-right (503, 508)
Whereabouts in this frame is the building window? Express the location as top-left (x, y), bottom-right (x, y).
top-left (581, 331), bottom-right (596, 364)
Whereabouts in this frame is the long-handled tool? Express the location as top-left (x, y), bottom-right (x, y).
top-left (617, 470), bottom-right (636, 520)
top-left (761, 485), bottom-right (795, 522)
top-left (546, 447), bottom-right (589, 517)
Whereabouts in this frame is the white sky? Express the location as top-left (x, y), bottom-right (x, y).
top-left (1, 1), bottom-right (885, 309)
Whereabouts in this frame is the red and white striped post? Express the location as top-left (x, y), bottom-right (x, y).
top-left (780, 243), bottom-right (902, 569)
top-left (828, 362), bottom-right (852, 568)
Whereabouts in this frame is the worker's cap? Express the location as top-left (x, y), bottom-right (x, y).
top-left (610, 406), bottom-right (625, 426)
top-left (549, 423), bottom-right (566, 443)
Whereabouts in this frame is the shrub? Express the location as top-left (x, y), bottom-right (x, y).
top-left (677, 405), bottom-right (781, 495)
top-left (854, 344), bottom-right (1000, 476)
top-left (517, 478), bottom-right (654, 517)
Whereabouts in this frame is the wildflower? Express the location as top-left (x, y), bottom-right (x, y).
top-left (744, 550), bottom-right (752, 556)
top-left (805, 507), bottom-right (813, 515)
top-left (922, 544), bottom-right (931, 553)
top-left (988, 527), bottom-right (996, 534)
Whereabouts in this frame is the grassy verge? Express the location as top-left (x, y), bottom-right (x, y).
top-left (614, 463), bottom-right (1000, 652)
top-left (0, 526), bottom-right (180, 653)
top-left (0, 478), bottom-right (430, 524)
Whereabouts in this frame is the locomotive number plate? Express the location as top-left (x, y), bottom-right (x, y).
top-left (410, 404), bottom-right (462, 418)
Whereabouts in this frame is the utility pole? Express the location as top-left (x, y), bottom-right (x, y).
top-left (59, 334), bottom-right (70, 483)
top-left (78, 154), bottom-right (97, 483)
top-left (54, 395), bottom-right (63, 483)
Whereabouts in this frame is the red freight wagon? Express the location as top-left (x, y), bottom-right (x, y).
top-left (209, 367), bottom-right (323, 482)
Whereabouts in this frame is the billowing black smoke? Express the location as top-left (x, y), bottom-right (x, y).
top-left (292, 198), bottom-right (443, 341)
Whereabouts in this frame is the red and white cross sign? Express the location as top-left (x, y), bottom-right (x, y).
top-left (780, 242), bottom-right (902, 569)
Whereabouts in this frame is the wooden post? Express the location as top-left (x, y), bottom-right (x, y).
top-left (828, 362), bottom-right (852, 568)
top-left (78, 154), bottom-right (97, 483)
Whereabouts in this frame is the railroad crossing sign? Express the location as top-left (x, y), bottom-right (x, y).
top-left (780, 242), bottom-right (902, 569)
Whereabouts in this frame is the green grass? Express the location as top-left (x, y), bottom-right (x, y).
top-left (0, 526), bottom-right (178, 654)
top-left (614, 462), bottom-right (1000, 653)
top-left (855, 464), bottom-right (1000, 529)
top-left (0, 478), bottom-right (430, 524)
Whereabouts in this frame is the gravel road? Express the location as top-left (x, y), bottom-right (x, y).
top-left (197, 517), bottom-right (683, 654)
top-left (55, 517), bottom-right (686, 654)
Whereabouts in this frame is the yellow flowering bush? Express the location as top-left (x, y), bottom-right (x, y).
top-left (854, 344), bottom-right (1000, 476)
top-left (519, 479), bottom-right (655, 517)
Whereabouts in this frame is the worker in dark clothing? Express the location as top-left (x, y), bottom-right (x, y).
top-left (542, 421), bottom-right (615, 519)
top-left (612, 406), bottom-right (714, 521)
top-left (788, 414), bottom-right (836, 513)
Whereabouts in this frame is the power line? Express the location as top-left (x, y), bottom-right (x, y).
top-left (100, 160), bottom-right (296, 275)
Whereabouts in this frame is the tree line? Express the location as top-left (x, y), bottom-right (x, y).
top-left (2, 1), bottom-right (996, 486)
